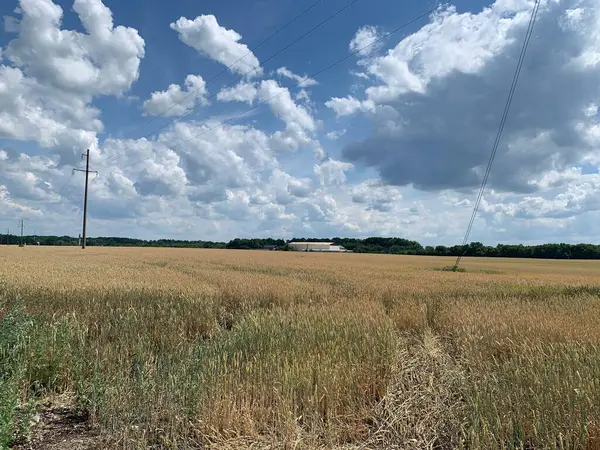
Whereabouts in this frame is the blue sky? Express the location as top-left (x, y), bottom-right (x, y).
top-left (1, 0), bottom-right (599, 244)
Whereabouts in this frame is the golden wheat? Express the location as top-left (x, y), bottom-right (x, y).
top-left (1, 246), bottom-right (600, 449)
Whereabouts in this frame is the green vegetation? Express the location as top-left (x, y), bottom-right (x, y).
top-left (2, 234), bottom-right (227, 248)
top-left (436, 265), bottom-right (467, 272)
top-left (0, 299), bottom-right (32, 448)
top-left (5, 234), bottom-right (600, 259)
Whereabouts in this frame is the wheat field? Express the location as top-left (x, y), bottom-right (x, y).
top-left (1, 246), bottom-right (600, 449)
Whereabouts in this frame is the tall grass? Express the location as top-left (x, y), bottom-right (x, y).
top-left (0, 294), bottom-right (40, 448)
top-left (1, 247), bottom-right (600, 448)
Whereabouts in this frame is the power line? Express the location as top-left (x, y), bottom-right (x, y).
top-left (50, 163), bottom-right (90, 204)
top-left (51, 170), bottom-right (75, 203)
top-left (116, 2), bottom-right (451, 173)
top-left (101, 0), bottom-right (364, 168)
top-left (51, 161), bottom-right (99, 204)
top-left (453, 0), bottom-right (540, 269)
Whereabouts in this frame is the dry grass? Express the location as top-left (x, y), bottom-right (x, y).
top-left (1, 247), bottom-right (600, 449)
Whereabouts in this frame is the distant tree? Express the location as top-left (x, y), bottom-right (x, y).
top-left (13, 234), bottom-right (600, 259)
top-left (434, 245), bottom-right (448, 256)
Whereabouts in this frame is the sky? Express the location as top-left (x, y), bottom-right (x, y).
top-left (1, 0), bottom-right (599, 245)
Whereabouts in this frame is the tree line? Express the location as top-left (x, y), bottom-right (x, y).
top-left (1, 235), bottom-right (226, 249)
top-left (3, 233), bottom-right (600, 259)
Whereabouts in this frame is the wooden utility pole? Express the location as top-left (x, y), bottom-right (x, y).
top-left (19, 220), bottom-right (24, 247)
top-left (73, 150), bottom-right (98, 249)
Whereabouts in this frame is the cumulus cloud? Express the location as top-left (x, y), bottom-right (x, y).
top-left (0, 0), bottom-right (144, 164)
top-left (0, 152), bottom-right (63, 202)
top-left (340, 0), bottom-right (600, 193)
top-left (268, 169), bottom-right (312, 205)
top-left (52, 120), bottom-right (280, 223)
top-left (217, 81), bottom-right (258, 103)
top-left (527, 167), bottom-right (583, 190)
top-left (248, 79), bottom-right (318, 151)
top-left (142, 75), bottom-right (208, 116)
top-left (258, 80), bottom-right (315, 131)
top-left (88, 119), bottom-right (330, 231)
top-left (325, 96), bottom-right (374, 116)
top-left (349, 180), bottom-right (403, 212)
top-left (98, 122), bottom-right (277, 204)
top-left (326, 129), bottom-right (347, 140)
top-left (314, 146), bottom-right (327, 162)
top-left (0, 185), bottom-right (43, 217)
top-left (219, 79), bottom-right (316, 136)
top-left (479, 172), bottom-right (600, 219)
top-left (170, 15), bottom-right (261, 76)
top-left (314, 159), bottom-right (354, 186)
top-left (6, 0), bottom-right (145, 96)
top-left (349, 25), bottom-right (384, 56)
top-left (351, 71), bottom-right (370, 80)
top-left (276, 67), bottom-right (318, 88)
top-left (0, 65), bottom-right (100, 157)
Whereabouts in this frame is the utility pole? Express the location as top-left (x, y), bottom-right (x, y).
top-left (19, 220), bottom-right (24, 247)
top-left (73, 149), bottom-right (98, 249)
top-left (6, 228), bottom-right (9, 246)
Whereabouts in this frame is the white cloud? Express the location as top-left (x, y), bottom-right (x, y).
top-left (6, 0), bottom-right (145, 96)
top-left (258, 80), bottom-right (315, 131)
top-left (314, 146), bottom-right (327, 161)
top-left (363, 3), bottom-right (533, 103)
top-left (295, 89), bottom-right (311, 103)
top-left (478, 171), bottom-right (600, 220)
top-left (217, 81), bottom-right (258, 103)
top-left (527, 167), bottom-right (582, 190)
top-left (170, 15), bottom-right (261, 76)
top-left (88, 119), bottom-right (326, 229)
top-left (0, 65), bottom-right (99, 155)
top-left (269, 169), bottom-right (312, 205)
top-left (349, 25), bottom-right (384, 56)
top-left (349, 179), bottom-right (403, 212)
top-left (4, 15), bottom-right (20, 33)
top-left (325, 96), bottom-right (374, 116)
top-left (215, 79), bottom-right (317, 151)
top-left (351, 70), bottom-right (370, 80)
top-left (326, 129), bottom-right (347, 140)
top-left (255, 80), bottom-right (318, 151)
top-left (0, 0), bottom-right (144, 164)
top-left (276, 67), bottom-right (318, 88)
top-left (314, 159), bottom-right (354, 187)
top-left (0, 185), bottom-right (43, 217)
top-left (0, 152), bottom-right (63, 202)
top-left (142, 75), bottom-right (208, 117)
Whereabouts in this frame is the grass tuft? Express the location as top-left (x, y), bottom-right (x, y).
top-left (435, 265), bottom-right (467, 273)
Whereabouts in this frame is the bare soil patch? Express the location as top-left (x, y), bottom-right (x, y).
top-left (12, 395), bottom-right (99, 450)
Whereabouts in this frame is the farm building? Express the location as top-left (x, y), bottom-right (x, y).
top-left (288, 242), bottom-right (347, 252)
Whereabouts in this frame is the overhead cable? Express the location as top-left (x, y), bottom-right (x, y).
top-left (454, 0), bottom-right (541, 269)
